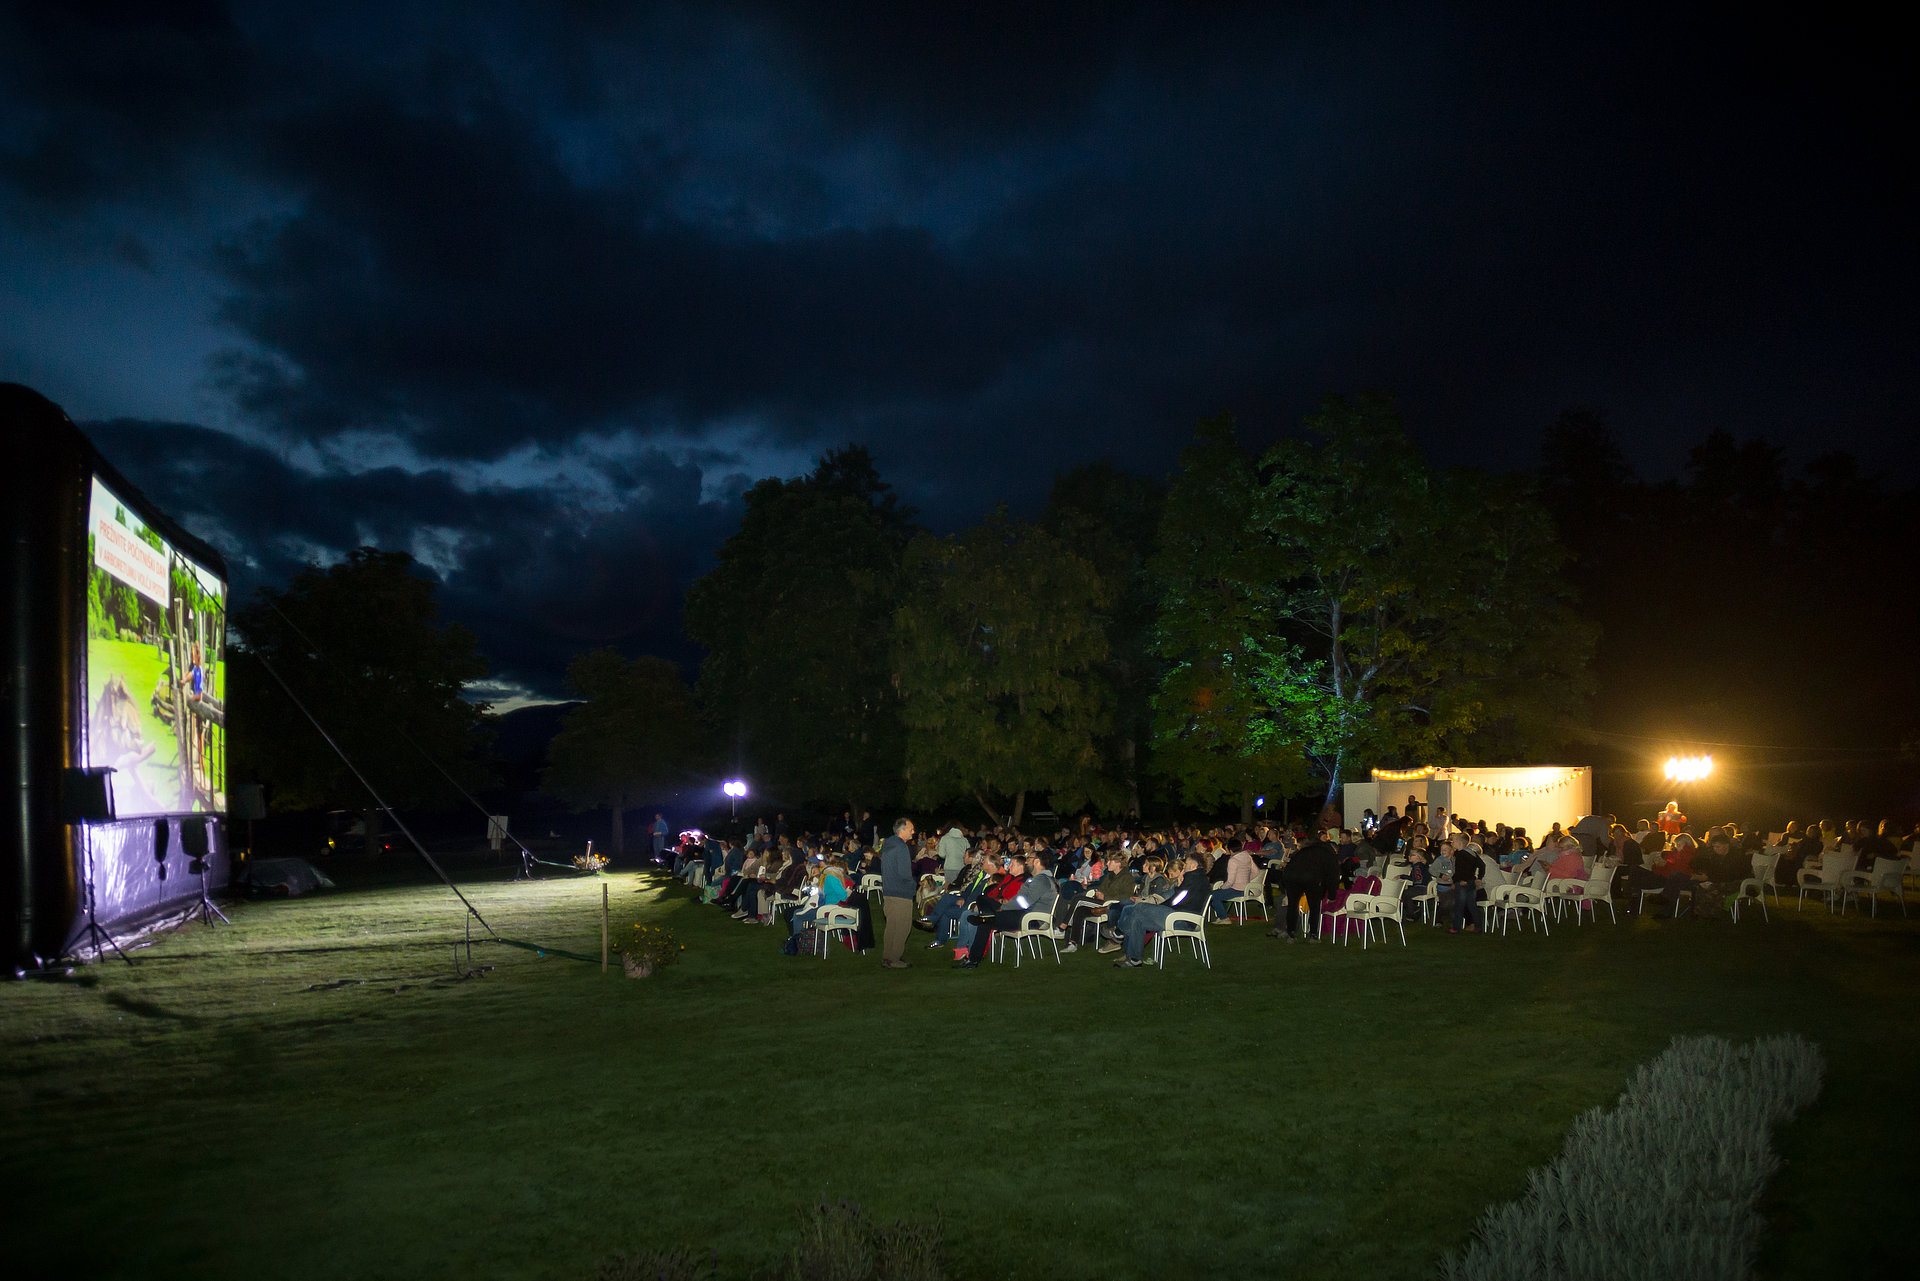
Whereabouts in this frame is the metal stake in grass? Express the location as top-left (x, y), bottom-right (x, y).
top-left (601, 882), bottom-right (609, 973)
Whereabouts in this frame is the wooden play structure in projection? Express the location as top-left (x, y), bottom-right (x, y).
top-left (154, 588), bottom-right (226, 812)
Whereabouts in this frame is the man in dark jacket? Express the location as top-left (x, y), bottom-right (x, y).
top-left (879, 816), bottom-right (916, 969)
top-left (1271, 831), bottom-right (1340, 942)
top-left (1450, 841), bottom-right (1486, 932)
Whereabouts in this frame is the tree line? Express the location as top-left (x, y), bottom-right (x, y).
top-left (228, 396), bottom-right (1920, 848)
top-left (680, 392), bottom-right (1591, 828)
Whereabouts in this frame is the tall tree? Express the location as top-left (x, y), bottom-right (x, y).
top-left (1147, 415), bottom-right (1312, 821)
top-left (1041, 461), bottom-right (1164, 817)
top-left (1247, 393), bottom-right (1592, 802)
top-left (231, 547), bottom-right (491, 851)
top-left (683, 447), bottom-right (913, 817)
top-left (541, 650), bottom-right (704, 854)
top-left (893, 510), bottom-right (1119, 828)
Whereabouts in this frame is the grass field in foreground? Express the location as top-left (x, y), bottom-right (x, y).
top-left (4, 864), bottom-right (1917, 1280)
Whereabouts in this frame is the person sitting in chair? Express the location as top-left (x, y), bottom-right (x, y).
top-left (925, 850), bottom-right (990, 948)
top-left (1064, 859), bottom-right (1137, 953)
top-left (1108, 852), bottom-right (1210, 969)
top-left (1207, 842), bottom-right (1257, 920)
top-left (786, 857), bottom-right (850, 944)
top-left (954, 852), bottom-right (1050, 968)
top-left (1100, 856), bottom-right (1173, 946)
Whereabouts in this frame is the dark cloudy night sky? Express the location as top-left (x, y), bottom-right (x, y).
top-left (4, 2), bottom-right (1912, 708)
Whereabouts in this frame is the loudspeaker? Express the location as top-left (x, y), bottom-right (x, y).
top-left (232, 784), bottom-right (266, 821)
top-left (60, 767), bottom-right (116, 823)
top-left (181, 818), bottom-right (214, 874)
top-left (153, 818), bottom-right (171, 879)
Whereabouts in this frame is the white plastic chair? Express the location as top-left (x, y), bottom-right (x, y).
top-left (857, 873), bottom-right (884, 902)
top-left (764, 893), bottom-right (799, 926)
top-left (1547, 864), bottom-right (1617, 924)
top-left (1841, 858), bottom-right (1908, 918)
top-left (813, 904), bottom-right (863, 956)
top-left (1798, 852), bottom-right (1857, 913)
top-left (1224, 867), bottom-right (1269, 924)
top-left (1363, 892), bottom-right (1408, 947)
top-left (1637, 881), bottom-right (1690, 918)
top-left (992, 910), bottom-right (1061, 965)
top-left (1153, 911), bottom-right (1211, 968)
top-left (1076, 898), bottom-right (1116, 946)
top-left (1413, 879), bottom-right (1440, 925)
top-left (1494, 885), bottom-right (1551, 935)
top-left (1730, 864), bottom-right (1769, 924)
top-left (1326, 894), bottom-right (1375, 946)
top-left (1753, 848), bottom-right (1787, 906)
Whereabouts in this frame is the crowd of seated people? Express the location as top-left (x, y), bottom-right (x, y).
top-left (664, 804), bottom-right (1920, 961)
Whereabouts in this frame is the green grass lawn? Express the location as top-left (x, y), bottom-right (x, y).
top-left (4, 866), bottom-right (1917, 1280)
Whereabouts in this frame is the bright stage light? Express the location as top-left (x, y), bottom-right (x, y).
top-left (1663, 755), bottom-right (1713, 783)
top-left (722, 779), bottom-right (748, 798)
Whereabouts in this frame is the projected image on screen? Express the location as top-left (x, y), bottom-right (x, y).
top-left (84, 477), bottom-right (227, 816)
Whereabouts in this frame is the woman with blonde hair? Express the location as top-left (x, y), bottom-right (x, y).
top-left (787, 855), bottom-right (850, 944)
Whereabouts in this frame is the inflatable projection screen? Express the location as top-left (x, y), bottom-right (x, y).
top-left (3, 384), bottom-right (231, 967)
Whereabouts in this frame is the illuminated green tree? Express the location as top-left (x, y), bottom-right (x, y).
top-left (1150, 397), bottom-right (1593, 812)
top-left (1247, 393), bottom-right (1592, 802)
top-left (1147, 415), bottom-right (1314, 820)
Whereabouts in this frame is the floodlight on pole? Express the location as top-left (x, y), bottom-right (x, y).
top-left (1662, 755), bottom-right (1713, 783)
top-left (723, 778), bottom-right (747, 820)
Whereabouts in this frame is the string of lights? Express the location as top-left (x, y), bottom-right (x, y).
top-left (1450, 768), bottom-right (1587, 797)
top-left (1369, 765), bottom-right (1589, 797)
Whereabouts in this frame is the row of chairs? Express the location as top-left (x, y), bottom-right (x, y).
top-left (779, 846), bottom-right (1914, 963)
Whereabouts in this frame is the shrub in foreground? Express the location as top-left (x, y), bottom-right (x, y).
top-left (1441, 1033), bottom-right (1825, 1281)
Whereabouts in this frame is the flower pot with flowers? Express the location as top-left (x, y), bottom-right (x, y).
top-left (621, 923), bottom-right (683, 978)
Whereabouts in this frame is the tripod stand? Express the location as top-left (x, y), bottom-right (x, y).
top-left (188, 854), bottom-right (229, 927)
top-left (68, 836), bottom-right (132, 965)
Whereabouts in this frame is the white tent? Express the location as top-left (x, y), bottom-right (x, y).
top-left (1342, 765), bottom-right (1592, 844)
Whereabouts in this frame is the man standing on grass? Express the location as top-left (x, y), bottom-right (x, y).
top-left (1450, 840), bottom-right (1486, 933)
top-left (880, 816), bottom-right (916, 969)
top-left (651, 812), bottom-right (668, 863)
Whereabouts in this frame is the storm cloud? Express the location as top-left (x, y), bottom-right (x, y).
top-left (4, 1), bottom-right (1912, 697)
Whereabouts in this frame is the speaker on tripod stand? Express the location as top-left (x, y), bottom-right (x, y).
top-left (180, 817), bottom-right (229, 927)
top-left (59, 766), bottom-right (131, 965)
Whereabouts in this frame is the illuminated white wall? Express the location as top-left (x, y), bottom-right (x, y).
top-left (1342, 766), bottom-right (1593, 844)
